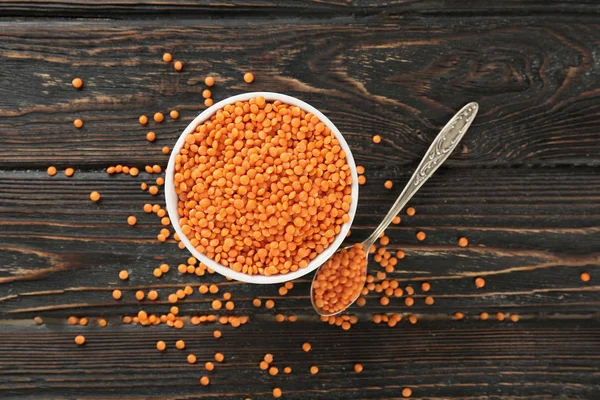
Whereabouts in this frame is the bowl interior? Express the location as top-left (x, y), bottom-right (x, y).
top-left (165, 92), bottom-right (358, 284)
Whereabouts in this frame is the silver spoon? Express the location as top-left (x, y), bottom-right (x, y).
top-left (311, 102), bottom-right (479, 316)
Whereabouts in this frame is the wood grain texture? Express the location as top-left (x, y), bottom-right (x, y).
top-left (1, 0), bottom-right (600, 18)
top-left (1, 17), bottom-right (600, 168)
top-left (1, 322), bottom-right (599, 399)
top-left (1, 5), bottom-right (600, 400)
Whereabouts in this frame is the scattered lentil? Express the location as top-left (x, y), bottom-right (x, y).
top-left (90, 191), bottom-right (101, 202)
top-left (581, 272), bottom-right (591, 282)
top-left (416, 231), bottom-right (426, 241)
top-left (174, 61), bottom-right (183, 71)
top-left (74, 119), bottom-right (83, 128)
top-left (205, 76), bottom-right (215, 87)
top-left (72, 78), bottom-right (83, 89)
top-left (127, 216), bottom-right (137, 226)
top-left (47, 166), bottom-right (57, 176)
top-left (372, 135), bottom-right (381, 143)
top-left (74, 335), bottom-right (86, 345)
top-left (474, 277), bottom-right (485, 288)
top-left (384, 180), bottom-right (393, 189)
top-left (243, 72), bottom-right (254, 83)
top-left (118, 270), bottom-right (129, 280)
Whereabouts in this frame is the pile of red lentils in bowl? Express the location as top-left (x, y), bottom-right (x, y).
top-left (172, 95), bottom-right (353, 277)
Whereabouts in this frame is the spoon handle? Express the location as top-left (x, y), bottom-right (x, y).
top-left (365, 102), bottom-right (479, 247)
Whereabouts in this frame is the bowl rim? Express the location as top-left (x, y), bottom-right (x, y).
top-left (165, 92), bottom-right (358, 284)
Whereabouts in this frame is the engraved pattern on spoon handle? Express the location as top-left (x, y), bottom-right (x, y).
top-left (365, 102), bottom-right (479, 247)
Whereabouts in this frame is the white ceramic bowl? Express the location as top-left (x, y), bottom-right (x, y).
top-left (165, 92), bottom-right (358, 284)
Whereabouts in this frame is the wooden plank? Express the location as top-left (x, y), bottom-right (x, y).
top-left (0, 0), bottom-right (599, 18)
top-left (1, 321), bottom-right (599, 399)
top-left (1, 17), bottom-right (599, 168)
top-left (1, 167), bottom-right (598, 319)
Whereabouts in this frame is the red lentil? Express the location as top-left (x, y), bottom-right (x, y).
top-left (74, 335), bottom-right (86, 345)
top-left (205, 76), bottom-right (215, 87)
top-left (392, 216), bottom-right (401, 224)
top-left (273, 388), bottom-right (282, 398)
top-left (112, 289), bottom-right (122, 300)
top-left (372, 135), bottom-right (381, 143)
top-left (480, 312), bottom-right (489, 320)
top-left (170, 110), bottom-right (179, 119)
top-left (453, 312), bottom-right (464, 320)
top-left (244, 72), bottom-right (254, 83)
top-left (384, 180), bottom-right (393, 189)
top-left (174, 61), bottom-right (183, 71)
top-left (416, 231), bottom-right (426, 241)
top-left (90, 191), bottom-right (101, 202)
top-left (163, 53), bottom-right (172, 62)
top-left (118, 270), bottom-right (129, 280)
top-left (204, 98), bottom-right (213, 107)
top-left (402, 388), bottom-right (412, 398)
top-left (200, 376), bottom-right (210, 386)
top-left (72, 78), bottom-right (83, 89)
top-left (74, 119), bottom-right (83, 128)
top-left (458, 237), bottom-right (469, 247)
top-left (581, 272), bottom-right (591, 282)
top-left (139, 115), bottom-right (148, 125)
top-left (127, 216), bottom-right (137, 226)
top-left (146, 132), bottom-right (156, 142)
top-left (475, 277), bottom-right (485, 288)
top-left (310, 366), bottom-right (319, 374)
top-left (156, 341), bottom-right (166, 351)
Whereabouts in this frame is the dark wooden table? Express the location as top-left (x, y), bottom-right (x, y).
top-left (1, 1), bottom-right (599, 399)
